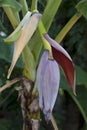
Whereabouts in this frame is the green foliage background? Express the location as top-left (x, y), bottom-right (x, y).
top-left (0, 0), bottom-right (87, 130)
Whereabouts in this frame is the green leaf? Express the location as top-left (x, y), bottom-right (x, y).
top-left (0, 0), bottom-right (22, 12)
top-left (76, 0), bottom-right (87, 19)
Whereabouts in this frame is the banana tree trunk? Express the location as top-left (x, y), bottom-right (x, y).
top-left (18, 76), bottom-right (40, 130)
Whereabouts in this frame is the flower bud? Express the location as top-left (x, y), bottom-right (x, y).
top-left (36, 50), bottom-right (60, 121)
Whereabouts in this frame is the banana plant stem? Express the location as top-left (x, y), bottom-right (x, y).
top-left (55, 12), bottom-right (82, 43)
top-left (31, 0), bottom-right (38, 11)
top-left (38, 20), bottom-right (53, 58)
top-left (20, 0), bottom-right (28, 16)
top-left (3, 7), bottom-right (19, 29)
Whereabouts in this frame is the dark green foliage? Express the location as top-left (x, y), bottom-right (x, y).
top-left (0, 60), bottom-right (22, 130)
top-left (76, 0), bottom-right (87, 19)
top-left (0, 0), bottom-right (87, 130)
top-left (0, 0), bottom-right (22, 12)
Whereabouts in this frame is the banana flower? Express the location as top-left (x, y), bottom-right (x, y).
top-left (36, 34), bottom-right (75, 121)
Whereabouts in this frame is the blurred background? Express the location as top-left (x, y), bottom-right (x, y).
top-left (0, 0), bottom-right (87, 130)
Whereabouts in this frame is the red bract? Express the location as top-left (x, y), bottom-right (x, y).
top-left (44, 34), bottom-right (75, 94)
top-left (36, 51), bottom-right (60, 121)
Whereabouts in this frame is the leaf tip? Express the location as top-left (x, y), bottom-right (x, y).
top-left (71, 69), bottom-right (76, 96)
top-left (73, 86), bottom-right (76, 96)
top-left (7, 71), bottom-right (11, 79)
top-left (7, 65), bottom-right (14, 79)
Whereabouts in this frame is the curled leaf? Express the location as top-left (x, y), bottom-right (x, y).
top-left (7, 13), bottom-right (41, 79)
top-left (4, 11), bottom-right (31, 43)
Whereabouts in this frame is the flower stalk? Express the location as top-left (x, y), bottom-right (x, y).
top-left (38, 20), bottom-right (53, 59)
top-left (31, 0), bottom-right (38, 11)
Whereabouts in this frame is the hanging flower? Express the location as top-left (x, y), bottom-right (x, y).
top-left (36, 34), bottom-right (75, 121)
top-left (36, 51), bottom-right (60, 121)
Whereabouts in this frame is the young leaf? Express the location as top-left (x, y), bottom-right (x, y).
top-left (7, 13), bottom-right (41, 79)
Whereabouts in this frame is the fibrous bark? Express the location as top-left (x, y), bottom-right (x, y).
top-left (18, 76), bottom-right (40, 130)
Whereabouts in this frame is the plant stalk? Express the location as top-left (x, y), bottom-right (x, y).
top-left (20, 0), bottom-right (28, 16)
top-left (3, 7), bottom-right (19, 29)
top-left (42, 0), bottom-right (62, 31)
top-left (38, 20), bottom-right (53, 58)
top-left (31, 0), bottom-right (38, 11)
top-left (55, 12), bottom-right (82, 43)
